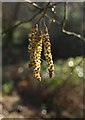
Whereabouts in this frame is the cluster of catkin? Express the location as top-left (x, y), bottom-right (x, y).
top-left (28, 24), bottom-right (54, 81)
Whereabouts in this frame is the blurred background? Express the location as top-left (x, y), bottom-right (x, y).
top-left (1, 2), bottom-right (85, 118)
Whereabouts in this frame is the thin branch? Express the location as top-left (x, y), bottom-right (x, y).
top-left (27, 2), bottom-right (43, 10)
top-left (62, 2), bottom-right (85, 42)
top-left (41, 58), bottom-right (47, 64)
top-left (2, 9), bottom-right (43, 35)
top-left (49, 2), bottom-right (62, 8)
top-left (28, 2), bottom-right (62, 10)
top-left (26, 2), bottom-right (62, 21)
top-left (2, 2), bottom-right (50, 35)
top-left (38, 2), bottom-right (50, 22)
top-left (45, 14), bottom-right (61, 25)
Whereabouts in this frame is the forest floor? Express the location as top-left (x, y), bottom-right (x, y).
top-left (1, 81), bottom-right (84, 119)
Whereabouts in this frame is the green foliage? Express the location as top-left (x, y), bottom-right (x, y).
top-left (41, 57), bottom-right (83, 92)
top-left (3, 80), bottom-right (14, 94)
top-left (3, 57), bottom-right (84, 94)
top-left (21, 23), bottom-right (32, 29)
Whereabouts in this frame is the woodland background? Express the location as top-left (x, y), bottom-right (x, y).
top-left (1, 2), bottom-right (85, 118)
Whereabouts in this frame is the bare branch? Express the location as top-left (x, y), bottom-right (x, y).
top-left (38, 2), bottom-right (50, 22)
top-left (28, 2), bottom-right (62, 10)
top-left (2, 2), bottom-right (50, 35)
top-left (62, 2), bottom-right (85, 42)
top-left (2, 9), bottom-right (43, 35)
top-left (41, 58), bottom-right (47, 64)
top-left (45, 14), bottom-right (61, 25)
top-left (49, 2), bottom-right (62, 8)
top-left (27, 2), bottom-right (43, 10)
top-left (2, 1), bottom-right (85, 44)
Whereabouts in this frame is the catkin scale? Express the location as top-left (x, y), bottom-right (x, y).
top-left (33, 31), bottom-right (42, 81)
top-left (28, 25), bottom-right (38, 67)
top-left (42, 28), bottom-right (54, 78)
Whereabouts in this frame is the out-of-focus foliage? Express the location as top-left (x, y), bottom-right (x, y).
top-left (3, 80), bottom-right (14, 94)
top-left (3, 56), bottom-right (84, 94)
top-left (2, 2), bottom-right (84, 118)
top-left (2, 57), bottom-right (84, 118)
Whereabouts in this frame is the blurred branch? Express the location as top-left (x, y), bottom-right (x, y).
top-left (62, 2), bottom-right (85, 42)
top-left (28, 2), bottom-right (62, 10)
top-left (49, 2), bottom-right (62, 8)
top-left (38, 2), bottom-right (50, 22)
top-left (2, 2), bottom-right (50, 35)
top-left (2, 10), bottom-right (42, 35)
top-left (27, 2), bottom-right (43, 10)
top-left (46, 14), bottom-right (61, 25)
top-left (2, 1), bottom-right (85, 44)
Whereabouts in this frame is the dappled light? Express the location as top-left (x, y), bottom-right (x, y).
top-left (1, 2), bottom-right (84, 119)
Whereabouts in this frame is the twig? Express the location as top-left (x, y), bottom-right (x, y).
top-left (62, 2), bottom-right (85, 42)
top-left (2, 2), bottom-right (50, 35)
top-left (28, 2), bottom-right (62, 10)
top-left (2, 9), bottom-right (43, 35)
top-left (45, 14), bottom-right (61, 25)
top-left (38, 2), bottom-right (50, 22)
top-left (41, 58), bottom-right (47, 64)
top-left (49, 2), bottom-right (62, 8)
top-left (27, 2), bottom-right (43, 10)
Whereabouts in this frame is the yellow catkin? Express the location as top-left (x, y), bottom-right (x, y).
top-left (28, 24), bottom-right (54, 81)
top-left (42, 27), bottom-right (54, 78)
top-left (33, 31), bottom-right (42, 81)
top-left (28, 24), bottom-right (38, 68)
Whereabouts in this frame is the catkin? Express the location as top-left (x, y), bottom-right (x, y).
top-left (28, 24), bottom-right (54, 81)
top-left (28, 24), bottom-right (38, 68)
top-left (34, 31), bottom-right (42, 81)
top-left (42, 27), bottom-right (54, 78)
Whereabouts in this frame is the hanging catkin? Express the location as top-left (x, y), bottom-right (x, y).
top-left (28, 24), bottom-right (38, 68)
top-left (28, 24), bottom-right (54, 81)
top-left (33, 31), bottom-right (42, 81)
top-left (42, 27), bottom-right (54, 78)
